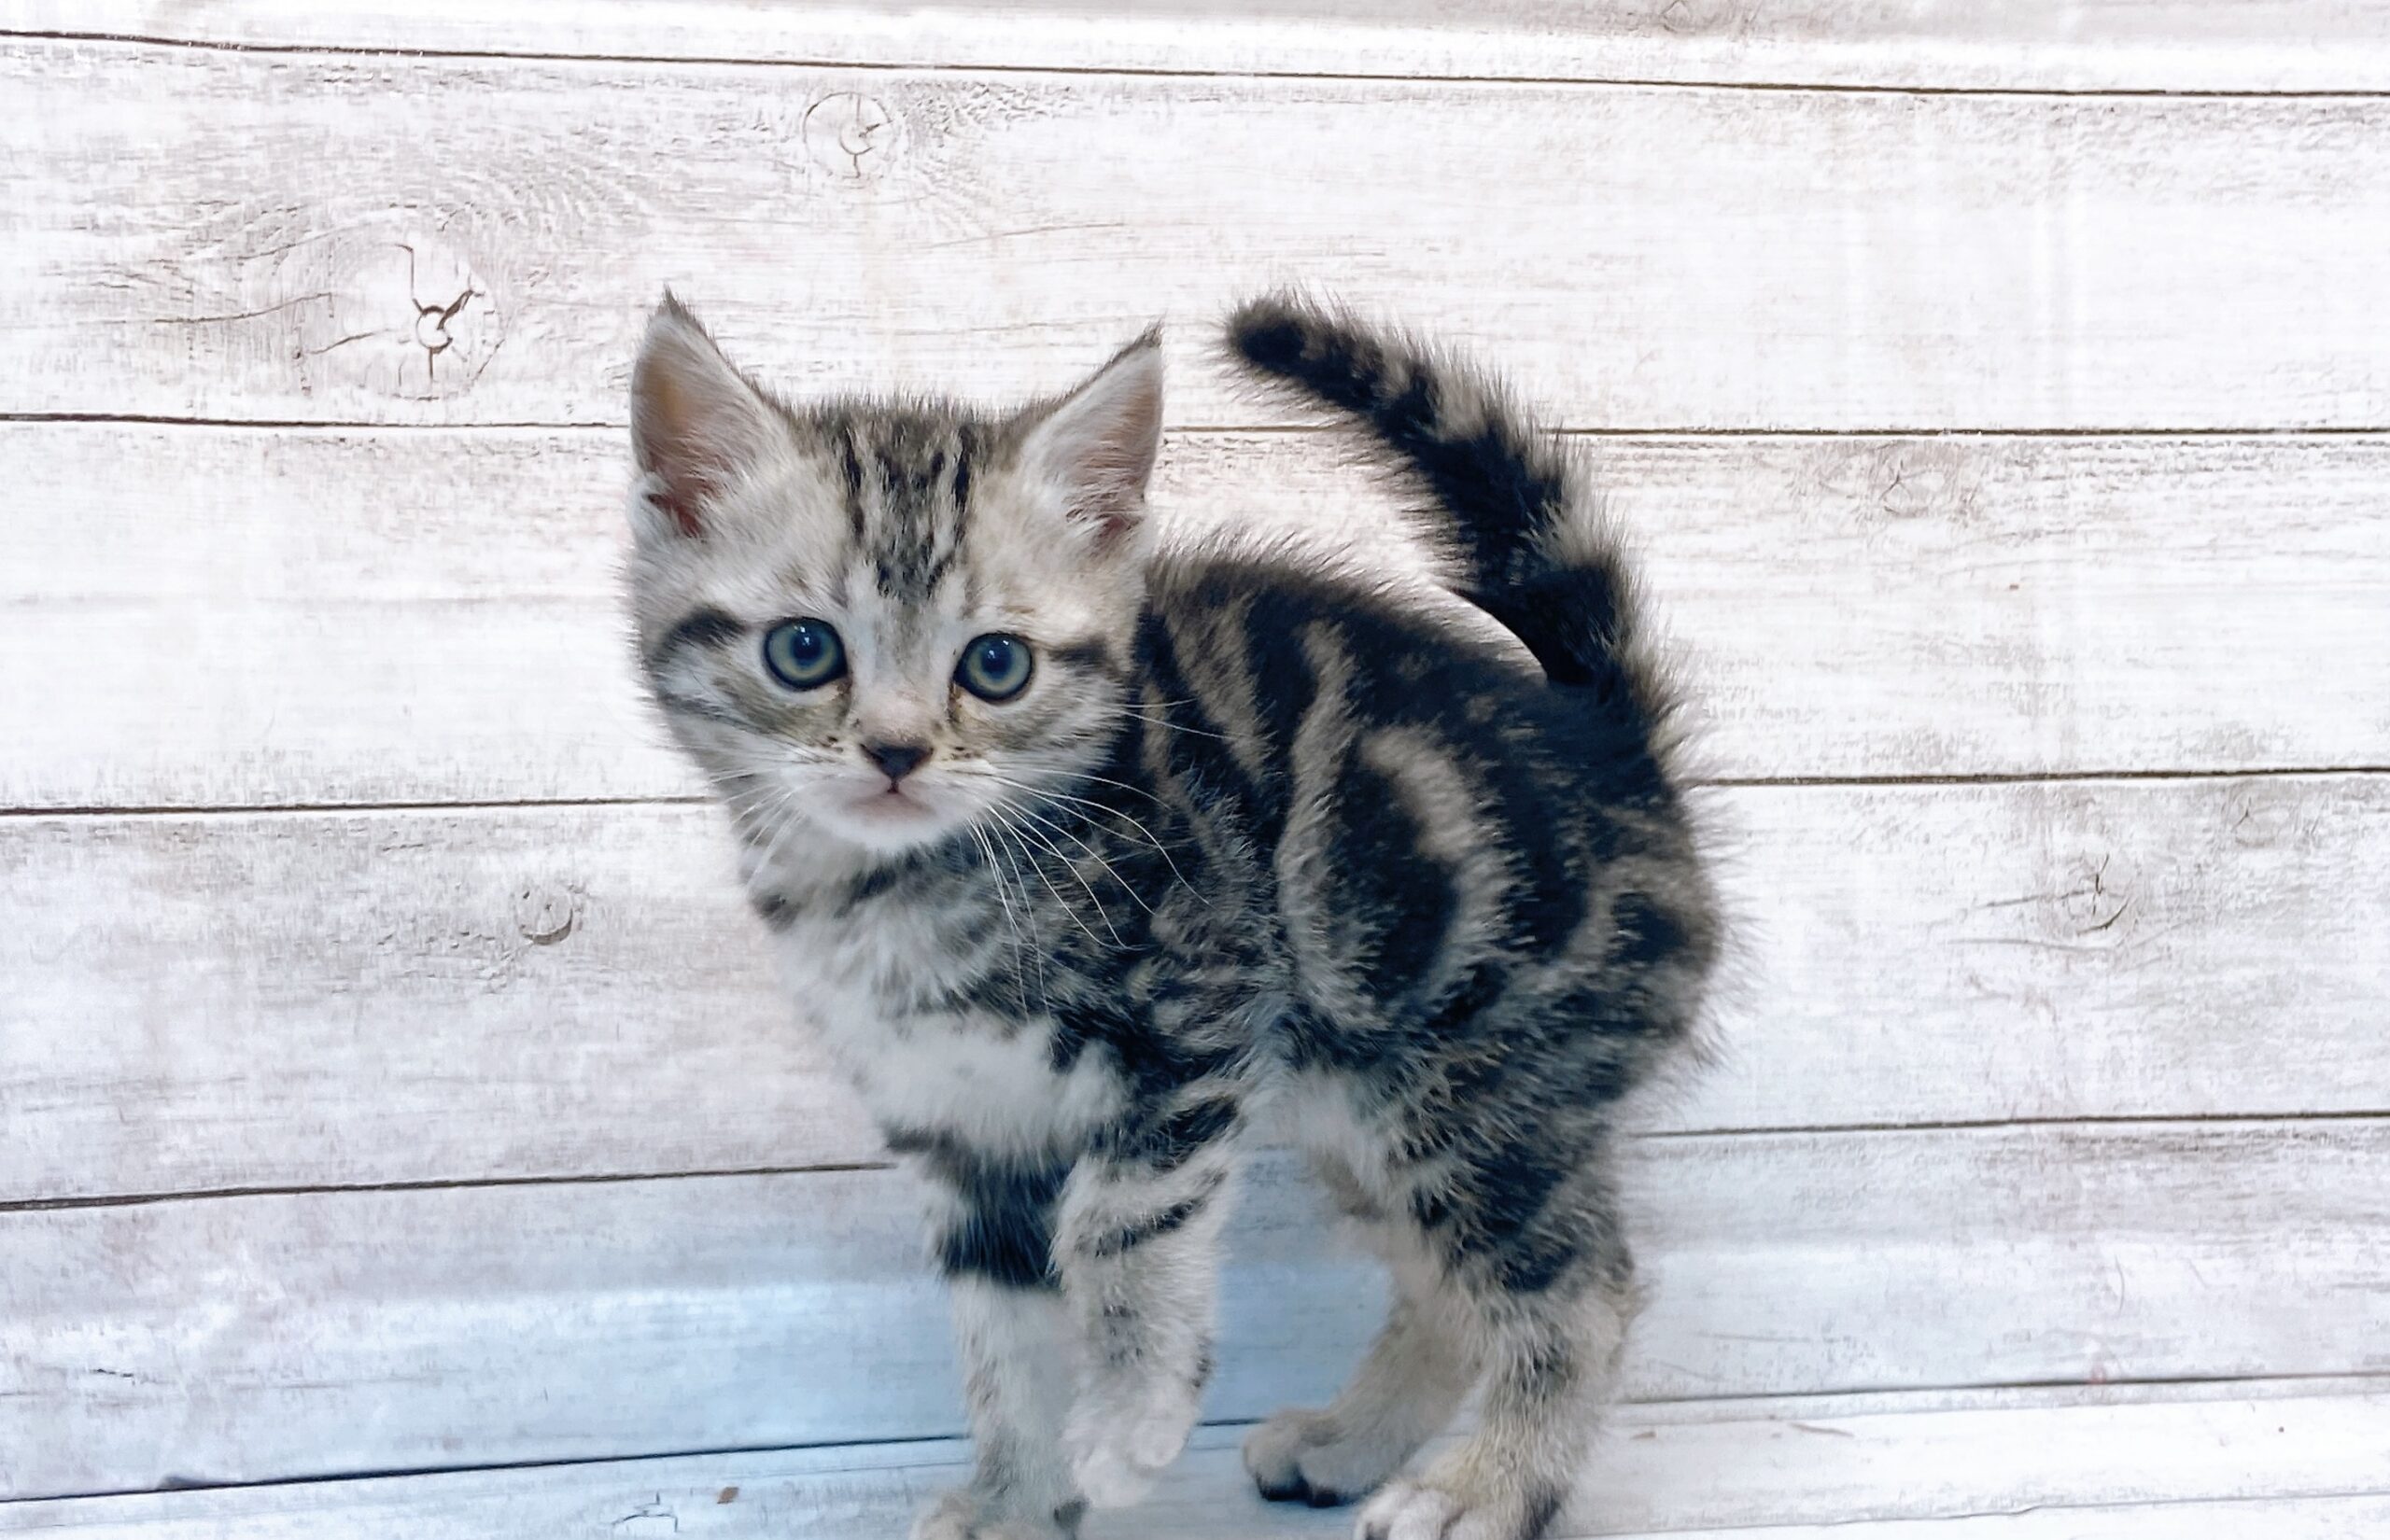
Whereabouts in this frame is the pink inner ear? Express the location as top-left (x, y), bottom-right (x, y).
top-left (661, 490), bottom-right (706, 539)
top-left (1031, 341), bottom-right (1164, 544)
top-left (631, 300), bottom-right (779, 539)
top-left (1091, 507), bottom-right (1138, 547)
top-left (634, 363), bottom-right (730, 537)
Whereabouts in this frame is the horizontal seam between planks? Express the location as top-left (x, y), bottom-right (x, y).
top-left (0, 1162), bottom-right (897, 1214)
top-left (4, 765), bottom-right (2386, 822)
top-left (7, 1369), bottom-right (2387, 1506)
top-left (11, 414), bottom-right (2390, 440)
top-left (0, 794), bottom-right (714, 820)
top-left (0, 414), bottom-right (625, 430)
top-left (7, 28), bottom-right (2390, 100)
top-left (1633, 1108), bottom-right (2390, 1141)
top-left (1704, 765), bottom-right (2390, 789)
top-left (1548, 1483), bottom-right (2390, 1539)
top-left (7, 1113), bottom-right (2383, 1214)
top-left (1618, 1491), bottom-right (2390, 1539)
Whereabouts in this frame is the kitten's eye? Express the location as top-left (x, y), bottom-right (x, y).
top-left (956, 633), bottom-right (1033, 702)
top-left (762, 619), bottom-right (847, 691)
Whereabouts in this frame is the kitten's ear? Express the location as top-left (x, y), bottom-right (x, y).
top-left (1015, 328), bottom-right (1164, 550)
top-left (629, 294), bottom-right (780, 539)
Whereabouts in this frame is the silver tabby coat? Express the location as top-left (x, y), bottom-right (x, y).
top-left (624, 292), bottom-right (1720, 1540)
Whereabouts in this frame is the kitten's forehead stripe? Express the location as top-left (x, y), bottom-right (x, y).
top-left (835, 418), bottom-right (867, 548)
top-left (951, 421), bottom-right (977, 518)
top-left (828, 408), bottom-right (985, 604)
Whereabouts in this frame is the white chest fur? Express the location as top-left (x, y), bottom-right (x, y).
top-left (766, 903), bottom-right (1123, 1155)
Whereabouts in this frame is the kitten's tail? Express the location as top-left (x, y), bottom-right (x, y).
top-left (1224, 294), bottom-right (1660, 716)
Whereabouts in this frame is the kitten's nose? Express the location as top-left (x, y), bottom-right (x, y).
top-left (865, 742), bottom-right (932, 783)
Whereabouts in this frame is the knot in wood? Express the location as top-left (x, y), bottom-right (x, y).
top-left (804, 91), bottom-right (898, 179)
top-left (279, 230), bottom-right (503, 402)
top-left (413, 305), bottom-right (457, 354)
top-left (2228, 793), bottom-right (2298, 849)
top-left (1657, 0), bottom-right (1735, 35)
top-left (2059, 851), bottom-right (2136, 941)
top-left (512, 883), bottom-right (583, 947)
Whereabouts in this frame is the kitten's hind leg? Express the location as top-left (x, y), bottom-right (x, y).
top-left (1244, 1252), bottom-right (1478, 1507)
top-left (1352, 1191), bottom-right (1637, 1540)
top-left (1244, 1161), bottom-right (1478, 1507)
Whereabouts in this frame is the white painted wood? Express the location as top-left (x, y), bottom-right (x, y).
top-left (0, 802), bottom-right (874, 1203)
top-left (6, 46), bottom-right (2390, 431)
top-left (9, 1), bottom-right (2390, 92)
top-left (7, 427), bottom-right (2386, 812)
top-left (2, 1124), bottom-right (2383, 1496)
top-left (2, 13), bottom-right (2383, 1535)
top-left (3, 1384), bottom-right (2386, 1536)
top-left (1604, 1500), bottom-right (2390, 1540)
top-left (6, 776), bottom-right (2385, 1203)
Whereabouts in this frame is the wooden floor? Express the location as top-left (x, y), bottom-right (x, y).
top-left (2, 4), bottom-right (2386, 1536)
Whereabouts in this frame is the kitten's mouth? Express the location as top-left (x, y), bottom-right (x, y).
top-left (846, 784), bottom-right (938, 820)
top-left (822, 777), bottom-right (962, 852)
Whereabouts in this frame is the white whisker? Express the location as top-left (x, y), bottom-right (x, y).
top-left (989, 805), bottom-right (1120, 949)
top-left (999, 795), bottom-right (1155, 918)
top-left (1110, 701), bottom-right (1231, 742)
top-left (967, 823), bottom-right (1034, 1015)
top-left (969, 770), bottom-right (1206, 903)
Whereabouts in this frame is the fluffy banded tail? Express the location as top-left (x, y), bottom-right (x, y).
top-left (1225, 294), bottom-right (1654, 715)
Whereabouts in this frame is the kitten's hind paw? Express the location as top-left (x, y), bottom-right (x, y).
top-left (911, 1488), bottom-right (1086, 1540)
top-left (1243, 1407), bottom-right (1411, 1507)
top-left (1354, 1473), bottom-right (1566, 1540)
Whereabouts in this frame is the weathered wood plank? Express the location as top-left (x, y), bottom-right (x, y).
top-left (7, 777), bottom-right (2384, 1204)
top-left (7, 427), bottom-right (2387, 812)
top-left (1608, 1499), bottom-right (2390, 1540)
top-left (3, 1124), bottom-right (2383, 1498)
top-left (0, 804), bottom-right (866, 1204)
top-left (3, 1382), bottom-right (2385, 1536)
top-left (6, 46), bottom-right (2390, 431)
top-left (8, 1), bottom-right (2389, 92)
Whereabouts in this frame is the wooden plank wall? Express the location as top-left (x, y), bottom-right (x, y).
top-left (1, 2), bottom-right (2386, 1533)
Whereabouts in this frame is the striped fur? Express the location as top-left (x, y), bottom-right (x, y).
top-left (624, 293), bottom-right (1719, 1540)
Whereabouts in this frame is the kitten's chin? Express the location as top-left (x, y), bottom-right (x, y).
top-left (820, 787), bottom-right (963, 855)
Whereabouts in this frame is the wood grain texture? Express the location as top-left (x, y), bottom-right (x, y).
top-left (7, 45), bottom-right (2390, 431)
top-left (3, 1125), bottom-right (2384, 1497)
top-left (2, 14), bottom-right (2382, 1531)
top-left (9, 0), bottom-right (2390, 91)
top-left (7, 427), bottom-right (2386, 812)
top-left (7, 776), bottom-right (2385, 1204)
top-left (4, 1381), bottom-right (2385, 1536)
top-left (1585, 1500), bottom-right (2390, 1540)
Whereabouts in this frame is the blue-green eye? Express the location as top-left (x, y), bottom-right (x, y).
top-left (956, 633), bottom-right (1033, 702)
top-left (762, 619), bottom-right (846, 690)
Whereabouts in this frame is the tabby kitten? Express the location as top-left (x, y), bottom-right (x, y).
top-left (625, 292), bottom-right (1719, 1540)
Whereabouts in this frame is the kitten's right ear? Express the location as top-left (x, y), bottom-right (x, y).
top-left (629, 294), bottom-right (780, 539)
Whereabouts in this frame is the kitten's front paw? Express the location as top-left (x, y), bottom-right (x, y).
top-left (1354, 1467), bottom-right (1566, 1540)
top-left (1244, 1407), bottom-right (1409, 1507)
top-left (1063, 1377), bottom-right (1202, 1508)
top-left (911, 1487), bottom-right (1084, 1540)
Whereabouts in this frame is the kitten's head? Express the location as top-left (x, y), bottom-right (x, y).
top-left (625, 296), bottom-right (1162, 858)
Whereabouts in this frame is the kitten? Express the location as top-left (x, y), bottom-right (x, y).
top-left (624, 292), bottom-right (1720, 1540)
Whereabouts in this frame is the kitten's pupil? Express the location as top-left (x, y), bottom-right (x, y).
top-left (764, 619), bottom-right (846, 690)
top-left (957, 634), bottom-right (1033, 702)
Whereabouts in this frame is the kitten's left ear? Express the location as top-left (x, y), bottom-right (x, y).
top-left (629, 293), bottom-right (782, 541)
top-left (1015, 327), bottom-right (1164, 550)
